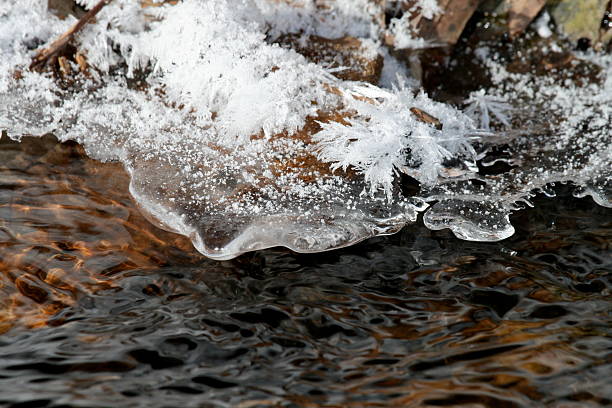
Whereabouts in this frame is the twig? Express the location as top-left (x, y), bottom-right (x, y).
top-left (30, 0), bottom-right (114, 71)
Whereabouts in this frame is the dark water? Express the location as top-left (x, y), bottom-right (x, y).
top-left (0, 136), bottom-right (610, 407)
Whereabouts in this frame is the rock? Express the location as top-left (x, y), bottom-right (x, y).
top-left (48, 0), bottom-right (85, 19)
top-left (478, 0), bottom-right (547, 37)
top-left (601, 5), bottom-right (612, 47)
top-left (508, 0), bottom-right (547, 37)
top-left (419, 0), bottom-right (481, 45)
top-left (478, 0), bottom-right (506, 13)
top-left (276, 34), bottom-right (384, 84)
top-left (547, 0), bottom-right (609, 43)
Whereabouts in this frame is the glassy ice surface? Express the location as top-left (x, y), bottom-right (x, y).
top-left (1, 0), bottom-right (611, 258)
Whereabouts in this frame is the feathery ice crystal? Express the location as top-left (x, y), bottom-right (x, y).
top-left (464, 89), bottom-right (513, 130)
top-left (315, 82), bottom-right (477, 197)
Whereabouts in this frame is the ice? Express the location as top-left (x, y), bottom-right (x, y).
top-left (464, 89), bottom-right (512, 130)
top-left (314, 82), bottom-right (478, 196)
top-left (423, 200), bottom-right (514, 241)
top-left (385, 0), bottom-right (443, 49)
top-left (1, 0), bottom-right (610, 259)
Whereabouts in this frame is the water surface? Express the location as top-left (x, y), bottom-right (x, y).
top-left (0, 136), bottom-right (610, 407)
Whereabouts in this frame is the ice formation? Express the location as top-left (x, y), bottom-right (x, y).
top-left (423, 51), bottom-right (612, 240)
top-left (1, 0), bottom-right (610, 259)
top-left (314, 83), bottom-right (477, 195)
top-left (464, 89), bottom-right (512, 130)
top-left (385, 0), bottom-right (443, 49)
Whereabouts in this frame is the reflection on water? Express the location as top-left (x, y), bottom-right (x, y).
top-left (0, 136), bottom-right (610, 407)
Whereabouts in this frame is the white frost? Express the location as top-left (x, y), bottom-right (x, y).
top-left (315, 82), bottom-right (477, 196)
top-left (464, 89), bottom-right (512, 130)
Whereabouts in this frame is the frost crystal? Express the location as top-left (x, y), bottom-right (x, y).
top-left (386, 0), bottom-right (443, 49)
top-left (314, 83), bottom-right (477, 196)
top-left (255, 0), bottom-right (385, 40)
top-left (464, 89), bottom-right (512, 130)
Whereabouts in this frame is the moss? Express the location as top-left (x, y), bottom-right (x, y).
top-left (547, 0), bottom-right (609, 41)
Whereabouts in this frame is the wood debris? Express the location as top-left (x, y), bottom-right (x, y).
top-left (410, 107), bottom-right (443, 130)
top-left (30, 0), bottom-right (113, 72)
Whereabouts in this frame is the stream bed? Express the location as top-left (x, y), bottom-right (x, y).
top-left (0, 135), bottom-right (610, 407)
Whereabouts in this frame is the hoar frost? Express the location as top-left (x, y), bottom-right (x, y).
top-left (315, 83), bottom-right (477, 196)
top-left (464, 90), bottom-right (512, 130)
top-left (1, 0), bottom-right (610, 259)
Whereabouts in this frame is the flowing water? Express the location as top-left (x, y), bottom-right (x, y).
top-left (0, 135), bottom-right (610, 407)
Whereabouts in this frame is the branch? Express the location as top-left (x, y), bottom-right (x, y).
top-left (30, 0), bottom-right (114, 71)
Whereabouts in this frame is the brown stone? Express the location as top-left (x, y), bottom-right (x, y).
top-left (548, 0), bottom-right (609, 43)
top-left (508, 0), bottom-right (547, 37)
top-left (48, 0), bottom-right (86, 20)
top-left (277, 34), bottom-right (384, 84)
top-left (418, 0), bottom-right (480, 45)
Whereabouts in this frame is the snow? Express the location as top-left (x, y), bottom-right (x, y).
top-left (534, 11), bottom-right (553, 39)
top-left (126, 0), bottom-right (337, 141)
top-left (2, 0), bottom-right (470, 191)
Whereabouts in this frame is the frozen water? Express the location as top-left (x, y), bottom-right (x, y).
top-left (1, 0), bottom-right (610, 258)
top-left (464, 89), bottom-right (512, 130)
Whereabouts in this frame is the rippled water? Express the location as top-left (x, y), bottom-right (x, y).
top-left (0, 136), bottom-right (610, 407)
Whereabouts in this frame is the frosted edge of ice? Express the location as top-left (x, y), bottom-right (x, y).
top-left (127, 162), bottom-right (424, 260)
